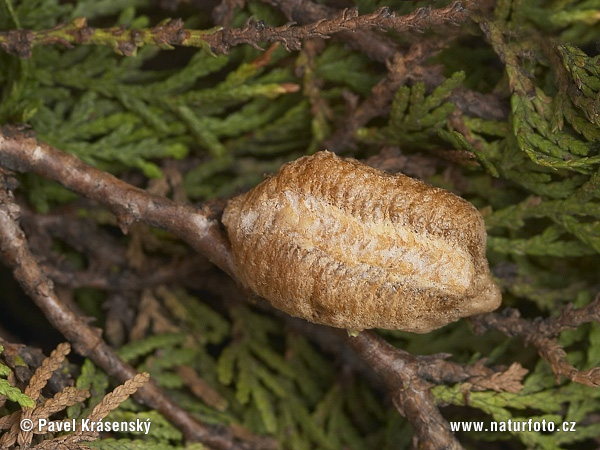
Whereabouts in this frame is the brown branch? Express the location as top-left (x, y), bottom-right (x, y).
top-left (335, 332), bottom-right (522, 446)
top-left (0, 126), bottom-right (234, 277)
top-left (261, 0), bottom-right (472, 62)
top-left (338, 331), bottom-right (462, 450)
top-left (0, 177), bottom-right (268, 449)
top-left (413, 354), bottom-right (526, 393)
top-left (260, 0), bottom-right (398, 62)
top-left (472, 295), bottom-right (600, 387)
top-left (0, 3), bottom-right (470, 58)
top-left (211, 2), bottom-right (470, 54)
top-left (208, 7), bottom-right (392, 54)
top-left (280, 310), bottom-right (526, 394)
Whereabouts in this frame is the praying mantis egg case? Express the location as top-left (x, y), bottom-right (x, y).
top-left (222, 151), bottom-right (501, 333)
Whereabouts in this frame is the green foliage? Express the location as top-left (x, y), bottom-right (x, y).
top-left (315, 44), bottom-right (380, 96)
top-left (509, 0), bottom-right (600, 44)
top-left (216, 306), bottom-right (334, 441)
top-left (117, 333), bottom-right (187, 363)
top-left (356, 71), bottom-right (466, 149)
top-left (59, 289), bottom-right (399, 449)
top-left (215, 305), bottom-right (391, 449)
top-left (0, 347), bottom-right (9, 378)
top-left (556, 43), bottom-right (600, 131)
top-left (432, 348), bottom-right (600, 448)
top-left (0, 0), bottom-right (71, 29)
top-left (67, 358), bottom-right (109, 419)
top-left (105, 410), bottom-right (182, 441)
top-left (0, 2), bottom-right (302, 206)
top-left (0, 346), bottom-right (34, 409)
top-left (482, 21), bottom-right (600, 173)
top-left (0, 379), bottom-right (34, 408)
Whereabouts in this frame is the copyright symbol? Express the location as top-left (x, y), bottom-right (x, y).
top-left (20, 419), bottom-right (33, 432)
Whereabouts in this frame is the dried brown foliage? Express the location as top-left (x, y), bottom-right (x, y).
top-left (0, 341), bottom-right (149, 449)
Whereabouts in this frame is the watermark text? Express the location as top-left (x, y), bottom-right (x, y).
top-left (450, 419), bottom-right (576, 433)
top-left (19, 418), bottom-right (151, 435)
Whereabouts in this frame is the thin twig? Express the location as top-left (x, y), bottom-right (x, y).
top-left (261, 0), bottom-right (471, 62)
top-left (472, 296), bottom-right (600, 387)
top-left (0, 3), bottom-right (469, 58)
top-left (338, 331), bottom-right (462, 450)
